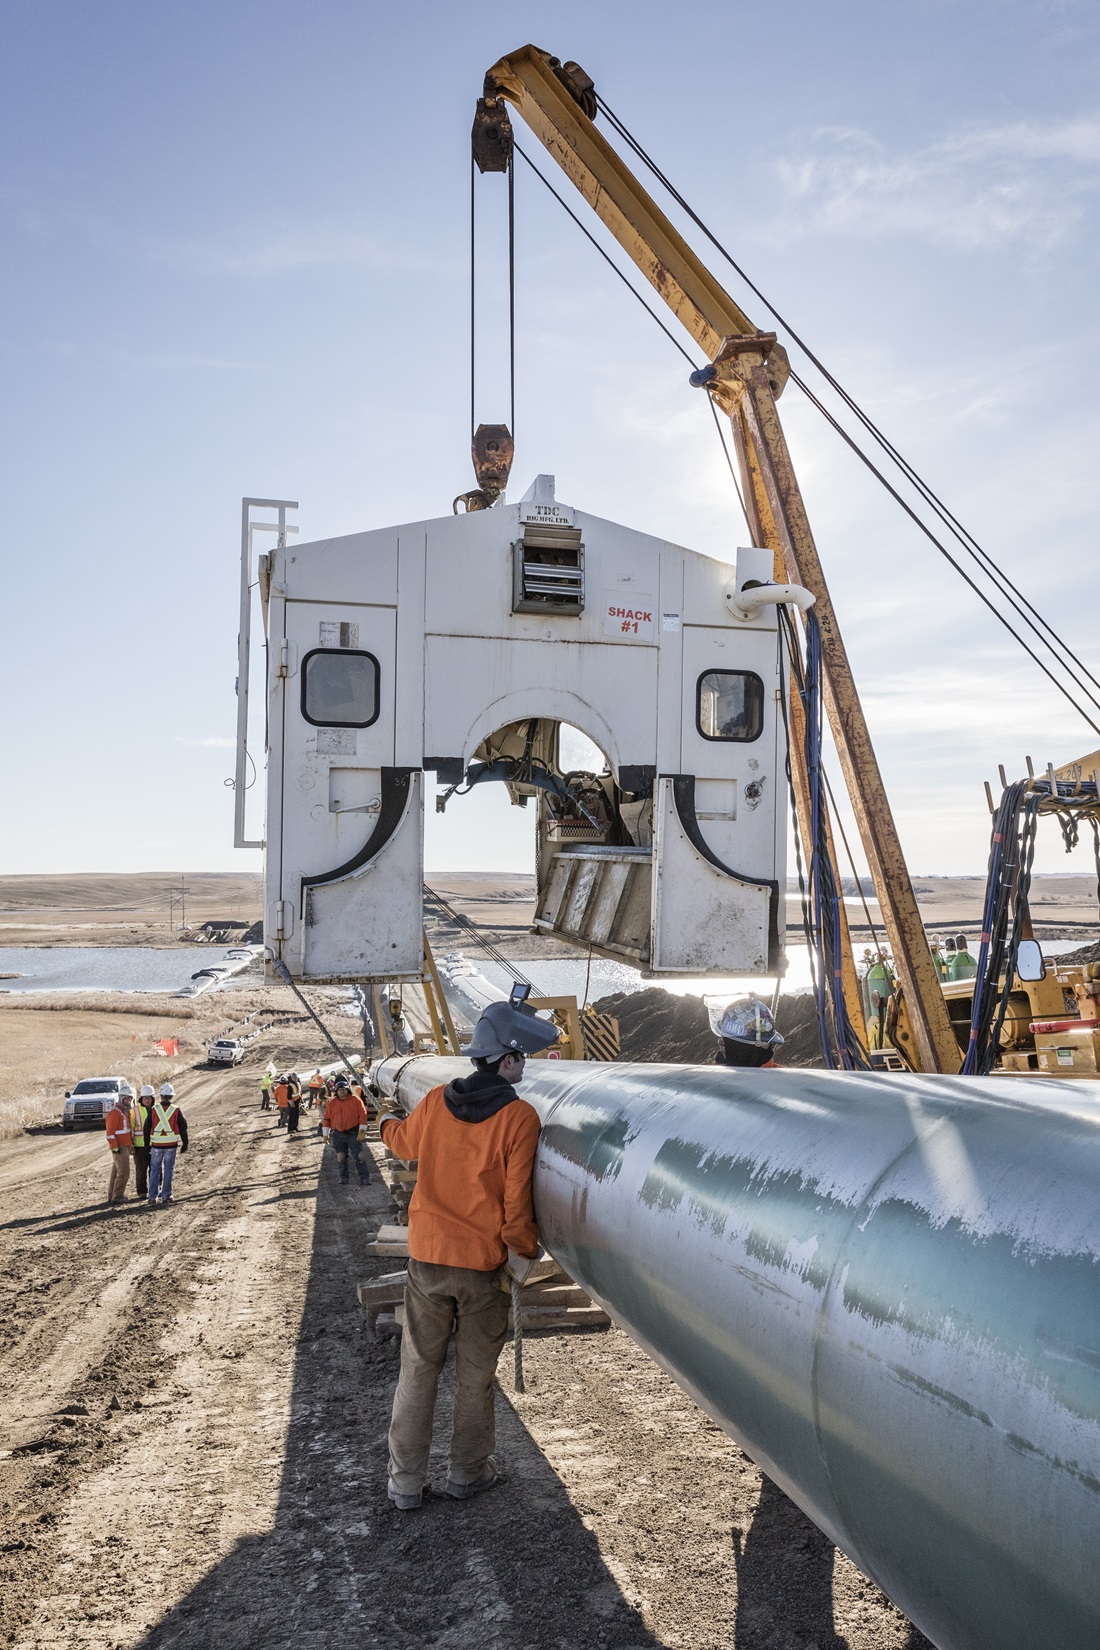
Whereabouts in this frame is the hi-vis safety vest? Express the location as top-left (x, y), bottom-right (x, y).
top-left (105, 1107), bottom-right (132, 1151)
top-left (150, 1100), bottom-right (181, 1147)
top-left (261, 1072), bottom-right (272, 1091)
top-left (131, 1102), bottom-right (150, 1146)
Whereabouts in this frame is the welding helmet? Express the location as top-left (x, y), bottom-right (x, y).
top-left (466, 999), bottom-right (561, 1062)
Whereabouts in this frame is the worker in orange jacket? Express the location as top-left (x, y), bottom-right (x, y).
top-left (380, 998), bottom-right (559, 1511)
top-left (307, 1069), bottom-right (325, 1109)
top-left (273, 1075), bottom-right (289, 1128)
top-left (104, 1096), bottom-right (133, 1208)
top-left (322, 1077), bottom-right (372, 1186)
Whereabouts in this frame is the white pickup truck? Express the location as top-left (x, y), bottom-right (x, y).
top-left (207, 1038), bottom-right (246, 1066)
top-left (63, 1077), bottom-right (135, 1130)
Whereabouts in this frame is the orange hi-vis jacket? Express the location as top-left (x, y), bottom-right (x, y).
top-left (274, 1081), bottom-right (289, 1109)
top-left (379, 1085), bottom-right (540, 1271)
top-left (323, 1093), bottom-right (368, 1133)
top-left (105, 1106), bottom-right (133, 1152)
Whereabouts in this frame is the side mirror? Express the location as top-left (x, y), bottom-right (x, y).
top-left (1016, 939), bottom-right (1045, 982)
top-left (65, 1091), bottom-right (71, 1099)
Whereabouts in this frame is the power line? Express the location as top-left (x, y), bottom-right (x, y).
top-left (593, 92), bottom-right (1100, 730)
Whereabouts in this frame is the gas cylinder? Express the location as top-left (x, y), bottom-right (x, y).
top-left (947, 934), bottom-right (978, 981)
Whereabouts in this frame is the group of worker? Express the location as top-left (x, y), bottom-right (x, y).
top-left (104, 1082), bottom-right (188, 1209)
top-left (104, 987), bottom-right (780, 1507)
top-left (260, 1067), bottom-right (370, 1137)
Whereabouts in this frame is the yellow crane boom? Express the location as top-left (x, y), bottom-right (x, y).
top-left (480, 44), bottom-right (959, 1072)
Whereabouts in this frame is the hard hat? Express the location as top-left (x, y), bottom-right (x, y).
top-left (466, 999), bottom-right (561, 1061)
top-left (140, 1085), bottom-right (155, 1098)
top-left (159, 1082), bottom-right (176, 1098)
top-left (711, 997), bottom-right (784, 1048)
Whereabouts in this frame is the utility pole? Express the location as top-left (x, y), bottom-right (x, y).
top-left (177, 878), bottom-right (192, 933)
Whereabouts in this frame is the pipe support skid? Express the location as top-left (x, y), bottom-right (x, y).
top-left (370, 1056), bottom-right (1100, 1650)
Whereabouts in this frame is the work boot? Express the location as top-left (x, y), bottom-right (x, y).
top-left (387, 1482), bottom-right (422, 1512)
top-left (445, 1461), bottom-right (500, 1500)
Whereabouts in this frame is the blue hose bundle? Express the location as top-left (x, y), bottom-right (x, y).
top-left (780, 611), bottom-right (871, 1071)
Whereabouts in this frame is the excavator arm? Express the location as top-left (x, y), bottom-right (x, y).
top-left (480, 44), bottom-right (960, 1073)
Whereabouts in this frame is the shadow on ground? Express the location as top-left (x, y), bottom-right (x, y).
top-left (119, 1142), bottom-right (930, 1650)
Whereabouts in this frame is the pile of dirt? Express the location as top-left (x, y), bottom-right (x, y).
top-left (1055, 938), bottom-right (1100, 964)
top-left (593, 988), bottom-right (823, 1068)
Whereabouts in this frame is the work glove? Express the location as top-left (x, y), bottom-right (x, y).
top-left (505, 1247), bottom-right (542, 1287)
top-left (322, 1126), bottom-right (331, 1140)
top-left (357, 1125), bottom-right (368, 1141)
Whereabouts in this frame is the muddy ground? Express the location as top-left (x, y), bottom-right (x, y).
top-left (1, 1029), bottom-right (929, 1650)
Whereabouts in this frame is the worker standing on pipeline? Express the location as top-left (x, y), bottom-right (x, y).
top-left (148, 1083), bottom-right (188, 1207)
top-left (381, 997), bottom-right (559, 1511)
top-left (104, 1093), bottom-right (133, 1208)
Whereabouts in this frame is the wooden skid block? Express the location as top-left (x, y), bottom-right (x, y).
top-left (522, 1283), bottom-right (592, 1309)
top-left (357, 1270), bottom-right (408, 1308)
top-left (363, 1241), bottom-right (409, 1258)
top-left (518, 1305), bottom-right (611, 1331)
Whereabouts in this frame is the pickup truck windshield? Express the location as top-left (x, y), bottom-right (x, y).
top-left (72, 1080), bottom-right (117, 1095)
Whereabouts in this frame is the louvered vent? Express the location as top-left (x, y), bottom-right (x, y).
top-left (512, 522), bottom-right (585, 616)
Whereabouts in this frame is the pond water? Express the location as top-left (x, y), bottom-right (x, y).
top-left (0, 947), bottom-right (258, 995)
top-left (0, 937), bottom-right (1087, 1002)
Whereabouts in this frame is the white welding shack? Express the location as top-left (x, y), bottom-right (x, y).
top-left (239, 475), bottom-right (813, 983)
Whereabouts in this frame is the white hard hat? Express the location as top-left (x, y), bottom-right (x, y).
top-left (140, 1084), bottom-right (155, 1097)
top-left (711, 997), bottom-right (784, 1048)
top-left (159, 1082), bottom-right (176, 1098)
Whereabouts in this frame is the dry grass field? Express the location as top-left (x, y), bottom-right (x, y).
top-left (0, 989), bottom-right (272, 1138)
top-left (0, 871), bottom-right (261, 946)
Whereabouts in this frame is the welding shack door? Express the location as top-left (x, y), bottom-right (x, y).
top-left (267, 590), bottom-right (423, 980)
top-left (646, 620), bottom-right (783, 973)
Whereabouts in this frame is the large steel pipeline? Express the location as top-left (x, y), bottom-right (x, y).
top-left (370, 1055), bottom-right (1100, 1650)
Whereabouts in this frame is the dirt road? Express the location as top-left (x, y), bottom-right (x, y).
top-left (1, 1047), bottom-right (929, 1650)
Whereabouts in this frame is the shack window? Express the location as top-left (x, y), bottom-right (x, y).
top-left (697, 670), bottom-right (764, 742)
top-left (301, 649), bottom-right (380, 729)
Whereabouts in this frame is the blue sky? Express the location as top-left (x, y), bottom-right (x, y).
top-left (2, 0), bottom-right (1099, 880)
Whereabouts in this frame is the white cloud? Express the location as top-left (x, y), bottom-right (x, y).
top-left (769, 117), bottom-right (1100, 250)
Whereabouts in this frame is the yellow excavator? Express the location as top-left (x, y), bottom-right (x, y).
top-left (463, 44), bottom-right (1100, 1078)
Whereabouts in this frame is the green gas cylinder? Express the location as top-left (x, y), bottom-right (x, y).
top-left (946, 934), bottom-right (978, 981)
top-left (930, 941), bottom-right (948, 982)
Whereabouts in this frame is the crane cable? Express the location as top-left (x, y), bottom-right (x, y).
top-left (593, 93), bottom-right (1100, 732)
top-left (513, 140), bottom-right (752, 534)
top-left (470, 153), bottom-right (518, 446)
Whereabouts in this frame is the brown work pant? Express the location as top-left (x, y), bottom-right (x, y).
top-left (107, 1148), bottom-right (131, 1203)
top-left (387, 1257), bottom-right (509, 1496)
